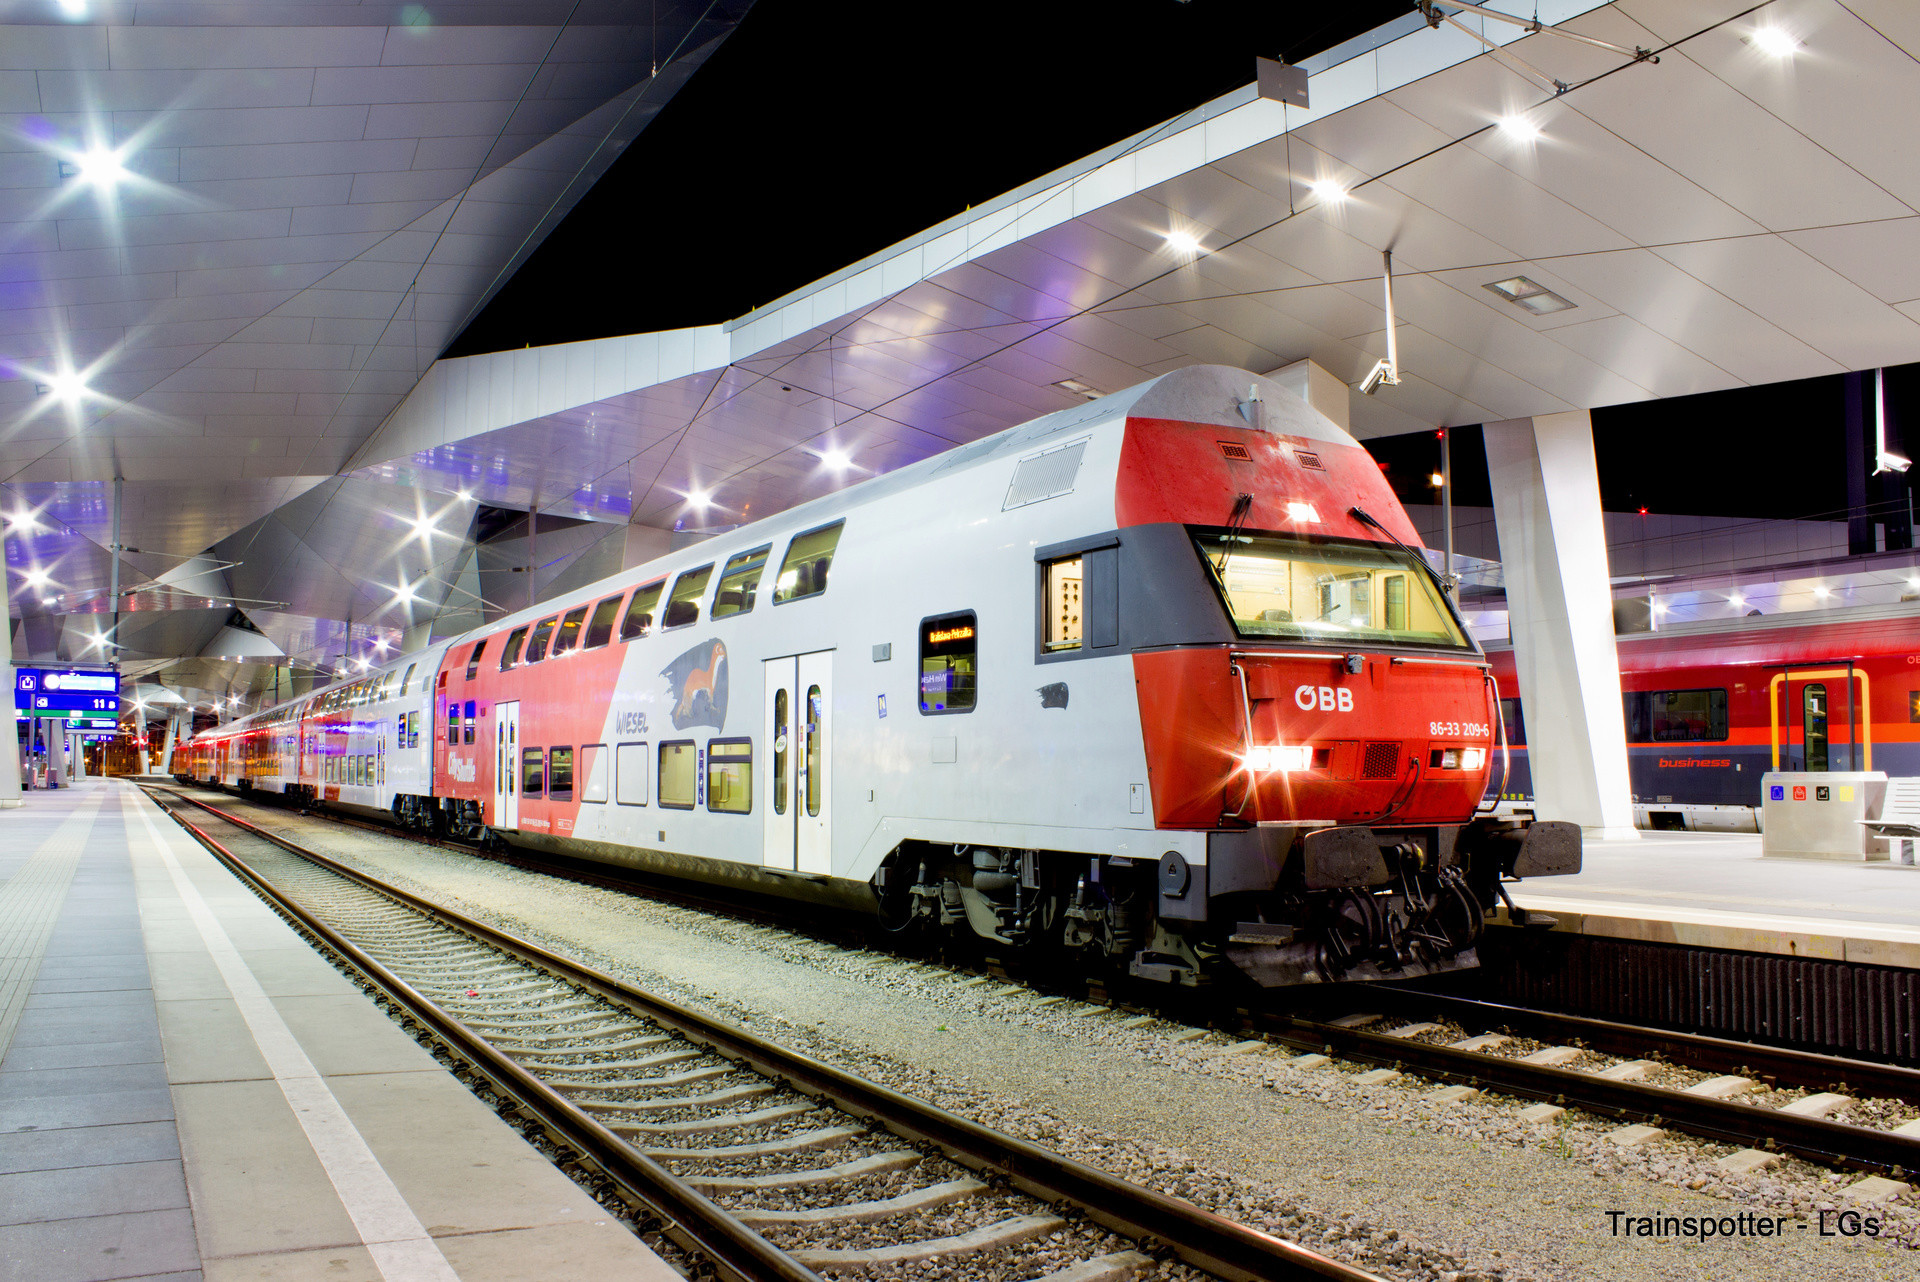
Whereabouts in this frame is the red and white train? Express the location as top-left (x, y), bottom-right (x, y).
top-left (179, 364), bottom-right (1579, 986)
top-left (1487, 607), bottom-right (1920, 831)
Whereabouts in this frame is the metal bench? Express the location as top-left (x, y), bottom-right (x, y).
top-left (1862, 776), bottom-right (1920, 865)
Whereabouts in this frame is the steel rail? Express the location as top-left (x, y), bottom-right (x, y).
top-left (1350, 986), bottom-right (1920, 1103)
top-left (148, 786), bottom-right (1383, 1282)
top-left (1257, 1012), bottom-right (1920, 1177)
top-left (141, 788), bottom-right (820, 1282)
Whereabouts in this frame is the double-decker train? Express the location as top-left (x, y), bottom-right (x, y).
top-left (1487, 607), bottom-right (1920, 832)
top-left (179, 364), bottom-right (1580, 987)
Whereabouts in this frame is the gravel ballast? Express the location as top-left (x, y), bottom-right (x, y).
top-left (211, 798), bottom-right (1919, 1281)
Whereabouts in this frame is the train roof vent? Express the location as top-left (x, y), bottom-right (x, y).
top-left (1218, 441), bottom-right (1252, 462)
top-left (1004, 438), bottom-right (1089, 511)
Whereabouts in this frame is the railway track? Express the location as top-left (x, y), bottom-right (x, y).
top-left (162, 783), bottom-right (1920, 1196)
top-left (1244, 997), bottom-right (1920, 1190)
top-left (142, 786), bottom-right (1379, 1282)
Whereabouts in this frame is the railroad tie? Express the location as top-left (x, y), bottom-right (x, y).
top-left (1716, 1149), bottom-right (1781, 1175)
top-left (1607, 1124), bottom-right (1666, 1147)
top-left (1330, 1013), bottom-right (1384, 1029)
top-left (681, 1151), bottom-right (921, 1192)
top-left (1685, 1075), bottom-right (1760, 1099)
top-left (791, 1214), bottom-right (1065, 1271)
top-left (1777, 1092), bottom-right (1852, 1118)
top-left (1382, 1022), bottom-right (1442, 1039)
top-left (1518, 1046), bottom-right (1584, 1067)
top-left (1029, 1252), bottom-right (1155, 1282)
top-left (546, 1066), bottom-right (731, 1091)
top-left (1447, 1033), bottom-right (1509, 1052)
top-left (1590, 1060), bottom-right (1654, 1081)
top-left (574, 1083), bottom-right (774, 1115)
top-left (640, 1123), bottom-right (865, 1160)
top-left (732, 1177), bottom-right (986, 1225)
top-left (611, 1102), bottom-right (813, 1137)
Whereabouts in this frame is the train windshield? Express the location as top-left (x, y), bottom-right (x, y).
top-left (1192, 530), bottom-right (1471, 650)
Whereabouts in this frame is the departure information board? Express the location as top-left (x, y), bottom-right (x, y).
top-left (15, 668), bottom-right (120, 717)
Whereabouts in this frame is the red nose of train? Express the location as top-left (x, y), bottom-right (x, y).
top-left (1135, 648), bottom-right (1496, 828)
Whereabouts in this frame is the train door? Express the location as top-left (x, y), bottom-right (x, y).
top-left (762, 652), bottom-right (832, 873)
top-left (494, 701), bottom-right (519, 830)
top-left (1770, 668), bottom-right (1868, 772)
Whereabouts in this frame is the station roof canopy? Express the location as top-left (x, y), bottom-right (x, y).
top-left (8, 0), bottom-right (1920, 706)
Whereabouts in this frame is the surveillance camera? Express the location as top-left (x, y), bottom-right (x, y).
top-left (1357, 358), bottom-right (1395, 396)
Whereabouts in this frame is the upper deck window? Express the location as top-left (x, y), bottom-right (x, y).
top-left (663, 565), bottom-right (712, 629)
top-left (1192, 529), bottom-right (1471, 651)
top-left (526, 615), bottom-right (559, 663)
top-left (551, 606), bottom-right (589, 657)
top-left (774, 521), bottom-right (843, 604)
top-left (712, 545), bottom-right (772, 618)
top-left (621, 581), bottom-right (664, 641)
top-left (583, 595), bottom-right (623, 649)
top-left (464, 640), bottom-right (488, 680)
top-left (499, 626), bottom-right (529, 671)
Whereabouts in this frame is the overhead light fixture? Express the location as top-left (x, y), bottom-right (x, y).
top-left (38, 369), bottom-right (88, 404)
top-left (1729, 594), bottom-right (1745, 609)
top-left (456, 488), bottom-right (472, 501)
top-left (1306, 177), bottom-right (1349, 204)
top-left (62, 144), bottom-right (128, 191)
top-left (687, 489), bottom-right (711, 510)
top-left (819, 448), bottom-right (851, 471)
top-left (1356, 249), bottom-right (1402, 397)
top-left (1429, 472), bottom-right (1445, 488)
top-left (1496, 113), bottom-right (1542, 143)
top-left (1053, 378), bottom-right (1102, 401)
top-left (1748, 25), bottom-right (1800, 58)
top-left (1484, 275), bottom-right (1577, 316)
top-left (1813, 585), bottom-right (1830, 599)
top-left (408, 512), bottom-right (438, 542)
top-left (1164, 229), bottom-right (1204, 257)
top-left (41, 596), bottom-right (57, 606)
top-left (56, 0), bottom-right (87, 16)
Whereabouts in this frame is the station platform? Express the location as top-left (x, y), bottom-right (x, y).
top-left (0, 779), bottom-right (676, 1282)
top-left (1508, 830), bottom-right (1920, 970)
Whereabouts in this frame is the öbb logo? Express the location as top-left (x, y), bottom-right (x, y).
top-left (1295, 685), bottom-right (1353, 712)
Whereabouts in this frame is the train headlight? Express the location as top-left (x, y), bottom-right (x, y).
top-left (1461, 747), bottom-right (1487, 771)
top-left (1245, 744), bottom-right (1312, 772)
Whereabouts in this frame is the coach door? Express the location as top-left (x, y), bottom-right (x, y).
top-left (1770, 667), bottom-right (1869, 772)
top-left (763, 652), bottom-right (832, 874)
top-left (494, 701), bottom-right (520, 829)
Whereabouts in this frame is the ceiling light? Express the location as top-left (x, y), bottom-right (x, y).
top-left (1729, 595), bottom-right (1744, 609)
top-left (22, 568), bottom-right (49, 588)
top-left (41, 596), bottom-right (57, 606)
top-left (353, 656), bottom-right (370, 671)
top-left (1749, 26), bottom-right (1799, 58)
top-left (1053, 378), bottom-right (1102, 400)
top-left (1484, 276), bottom-right (1576, 316)
top-left (40, 369), bottom-right (88, 404)
top-left (456, 489), bottom-right (472, 501)
top-left (1813, 585), bottom-right (1830, 599)
top-left (70, 145), bottom-right (127, 190)
top-left (408, 512), bottom-right (438, 541)
top-left (1497, 114), bottom-right (1542, 142)
top-left (687, 489), bottom-right (711, 510)
top-left (373, 637), bottom-right (388, 652)
top-left (56, 0), bottom-right (87, 16)
top-left (1306, 177), bottom-right (1349, 203)
top-left (1164, 229), bottom-right (1204, 256)
top-left (1429, 472), bottom-right (1445, 487)
top-left (10, 509), bottom-right (37, 532)
top-left (820, 448), bottom-right (851, 471)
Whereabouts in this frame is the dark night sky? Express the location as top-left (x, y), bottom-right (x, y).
top-left (449, 0), bottom-right (1410, 353)
top-left (452, 0), bottom-right (1907, 525)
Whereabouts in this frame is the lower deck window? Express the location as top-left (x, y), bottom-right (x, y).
top-left (658, 741), bottom-right (696, 808)
top-left (706, 739), bottom-right (752, 813)
top-left (549, 746), bottom-right (574, 802)
top-left (616, 742), bottom-right (648, 805)
top-left (580, 743), bottom-right (608, 802)
top-left (521, 747), bottom-right (545, 797)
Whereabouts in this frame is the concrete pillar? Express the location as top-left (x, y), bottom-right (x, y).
top-left (46, 717), bottom-right (67, 786)
top-left (0, 659), bottom-right (20, 808)
top-left (134, 703), bottom-right (148, 774)
top-left (159, 713), bottom-right (179, 776)
top-left (1485, 411), bottom-right (1636, 837)
top-left (72, 726), bottom-right (86, 779)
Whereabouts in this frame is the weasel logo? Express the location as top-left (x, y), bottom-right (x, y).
top-left (663, 639), bottom-right (729, 731)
